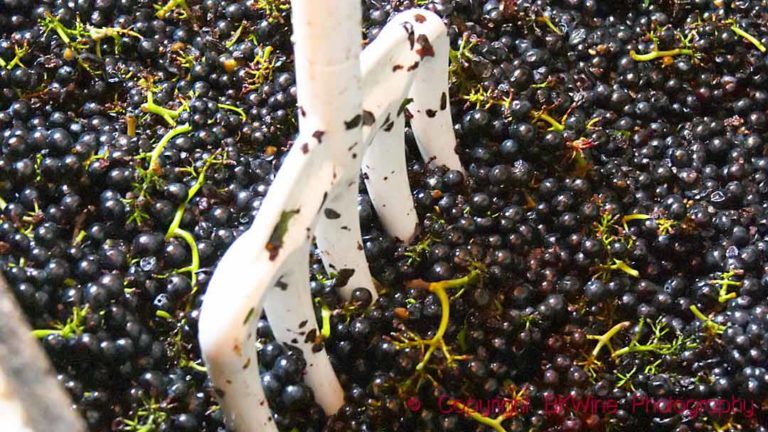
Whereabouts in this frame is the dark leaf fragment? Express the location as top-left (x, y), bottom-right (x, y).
top-left (266, 209), bottom-right (300, 260)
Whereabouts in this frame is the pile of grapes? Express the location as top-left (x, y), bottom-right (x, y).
top-left (2, 0), bottom-right (768, 430)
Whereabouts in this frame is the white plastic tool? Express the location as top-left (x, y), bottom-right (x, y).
top-left (198, 2), bottom-right (462, 431)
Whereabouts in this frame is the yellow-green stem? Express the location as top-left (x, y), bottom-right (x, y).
top-left (612, 343), bottom-right (661, 358)
top-left (73, 230), bottom-right (86, 245)
top-left (226, 22), bottom-right (246, 48)
top-left (589, 321), bottom-right (630, 358)
top-left (630, 48), bottom-right (694, 61)
top-left (711, 271), bottom-right (742, 303)
top-left (156, 0), bottom-right (189, 19)
top-left (148, 123), bottom-right (191, 174)
top-left (446, 399), bottom-right (508, 432)
top-left (31, 305), bottom-right (89, 339)
top-left (48, 17), bottom-right (72, 44)
top-left (155, 310), bottom-right (173, 320)
top-left (535, 112), bottom-right (565, 132)
top-left (622, 214), bottom-right (651, 224)
top-left (416, 285), bottom-right (448, 370)
top-left (689, 304), bottom-right (708, 322)
top-left (168, 228), bottom-right (199, 288)
top-left (414, 270), bottom-right (480, 371)
top-left (731, 24), bottom-right (766, 53)
top-left (141, 92), bottom-right (183, 126)
top-left (320, 304), bottom-right (332, 338)
top-left (164, 152), bottom-right (220, 292)
top-left (217, 103), bottom-right (247, 120)
top-left (5, 47), bottom-right (28, 70)
top-left (31, 329), bottom-right (61, 338)
top-left (186, 361), bottom-right (207, 373)
top-left (608, 260), bottom-right (639, 278)
top-left (536, 16), bottom-right (562, 35)
top-left (689, 305), bottom-right (726, 334)
top-left (127, 114), bottom-right (136, 137)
